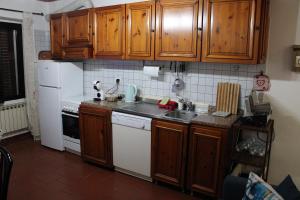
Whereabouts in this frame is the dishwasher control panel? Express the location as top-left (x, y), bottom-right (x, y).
top-left (112, 112), bottom-right (152, 131)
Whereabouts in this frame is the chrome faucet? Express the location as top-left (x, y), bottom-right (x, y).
top-left (176, 96), bottom-right (195, 111)
top-left (186, 101), bottom-right (195, 111)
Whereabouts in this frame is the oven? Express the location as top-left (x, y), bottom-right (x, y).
top-left (62, 110), bottom-right (81, 153)
top-left (62, 111), bottom-right (79, 139)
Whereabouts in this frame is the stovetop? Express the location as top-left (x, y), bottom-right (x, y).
top-left (61, 95), bottom-right (92, 113)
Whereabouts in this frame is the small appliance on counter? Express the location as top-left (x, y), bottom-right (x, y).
top-left (125, 84), bottom-right (137, 103)
top-left (93, 80), bottom-right (105, 101)
top-left (242, 91), bottom-right (272, 126)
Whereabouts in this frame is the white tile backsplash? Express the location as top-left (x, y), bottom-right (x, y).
top-left (83, 60), bottom-right (265, 108)
top-left (34, 30), bottom-right (50, 58)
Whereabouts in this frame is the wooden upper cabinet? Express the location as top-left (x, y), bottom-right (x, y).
top-left (202, 0), bottom-right (263, 64)
top-left (151, 119), bottom-right (188, 189)
top-left (93, 5), bottom-right (126, 59)
top-left (258, 0), bottom-right (270, 64)
top-left (50, 14), bottom-right (64, 59)
top-left (155, 0), bottom-right (202, 62)
top-left (64, 9), bottom-right (93, 47)
top-left (79, 104), bottom-right (113, 168)
top-left (126, 1), bottom-right (155, 60)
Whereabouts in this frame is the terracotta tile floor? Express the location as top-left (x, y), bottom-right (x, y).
top-left (3, 134), bottom-right (202, 200)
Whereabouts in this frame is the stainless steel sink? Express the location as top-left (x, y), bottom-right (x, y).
top-left (163, 110), bottom-right (198, 122)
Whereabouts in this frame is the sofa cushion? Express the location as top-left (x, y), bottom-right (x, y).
top-left (276, 175), bottom-right (300, 200)
top-left (243, 172), bottom-right (283, 200)
top-left (223, 175), bottom-right (248, 200)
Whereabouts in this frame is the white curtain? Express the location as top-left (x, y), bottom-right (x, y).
top-left (22, 12), bottom-right (40, 139)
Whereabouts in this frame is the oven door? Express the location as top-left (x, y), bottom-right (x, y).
top-left (62, 112), bottom-right (80, 139)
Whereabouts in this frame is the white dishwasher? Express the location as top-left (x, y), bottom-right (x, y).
top-left (112, 111), bottom-right (152, 181)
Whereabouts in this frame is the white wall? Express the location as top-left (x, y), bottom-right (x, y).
top-left (0, 0), bottom-right (50, 30)
top-left (267, 0), bottom-right (300, 187)
top-left (0, 0), bottom-right (48, 13)
top-left (92, 0), bottom-right (144, 7)
top-left (49, 0), bottom-right (145, 13)
top-left (48, 0), bottom-right (76, 13)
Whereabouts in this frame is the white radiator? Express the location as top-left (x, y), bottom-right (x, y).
top-left (0, 102), bottom-right (29, 137)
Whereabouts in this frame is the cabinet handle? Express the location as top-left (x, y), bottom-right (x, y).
top-left (197, 27), bottom-right (202, 31)
top-left (151, 29), bottom-right (155, 32)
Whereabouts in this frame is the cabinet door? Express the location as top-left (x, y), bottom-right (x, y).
top-left (126, 1), bottom-right (155, 60)
top-left (202, 0), bottom-right (262, 64)
top-left (64, 9), bottom-right (93, 47)
top-left (79, 105), bottom-right (113, 168)
top-left (188, 126), bottom-right (224, 197)
top-left (258, 0), bottom-right (270, 64)
top-left (151, 120), bottom-right (188, 188)
top-left (155, 0), bottom-right (201, 62)
top-left (50, 14), bottom-right (64, 59)
top-left (94, 5), bottom-right (126, 59)
top-left (63, 47), bottom-right (92, 60)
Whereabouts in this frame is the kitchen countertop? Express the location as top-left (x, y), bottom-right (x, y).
top-left (115, 102), bottom-right (168, 118)
top-left (81, 100), bottom-right (168, 118)
top-left (81, 100), bottom-right (126, 110)
top-left (191, 114), bottom-right (240, 129)
top-left (81, 100), bottom-right (240, 128)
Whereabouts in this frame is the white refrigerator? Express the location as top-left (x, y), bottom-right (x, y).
top-left (38, 60), bottom-right (83, 151)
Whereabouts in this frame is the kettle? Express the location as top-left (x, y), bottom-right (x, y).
top-left (125, 84), bottom-right (137, 102)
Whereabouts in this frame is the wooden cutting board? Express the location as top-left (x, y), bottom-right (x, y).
top-left (216, 82), bottom-right (240, 115)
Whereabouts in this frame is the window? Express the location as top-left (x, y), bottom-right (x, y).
top-left (0, 22), bottom-right (25, 103)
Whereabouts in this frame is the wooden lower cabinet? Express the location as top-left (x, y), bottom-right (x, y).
top-left (151, 119), bottom-right (188, 189)
top-left (187, 125), bottom-right (230, 198)
top-left (79, 104), bottom-right (113, 168)
top-left (151, 119), bottom-right (232, 198)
